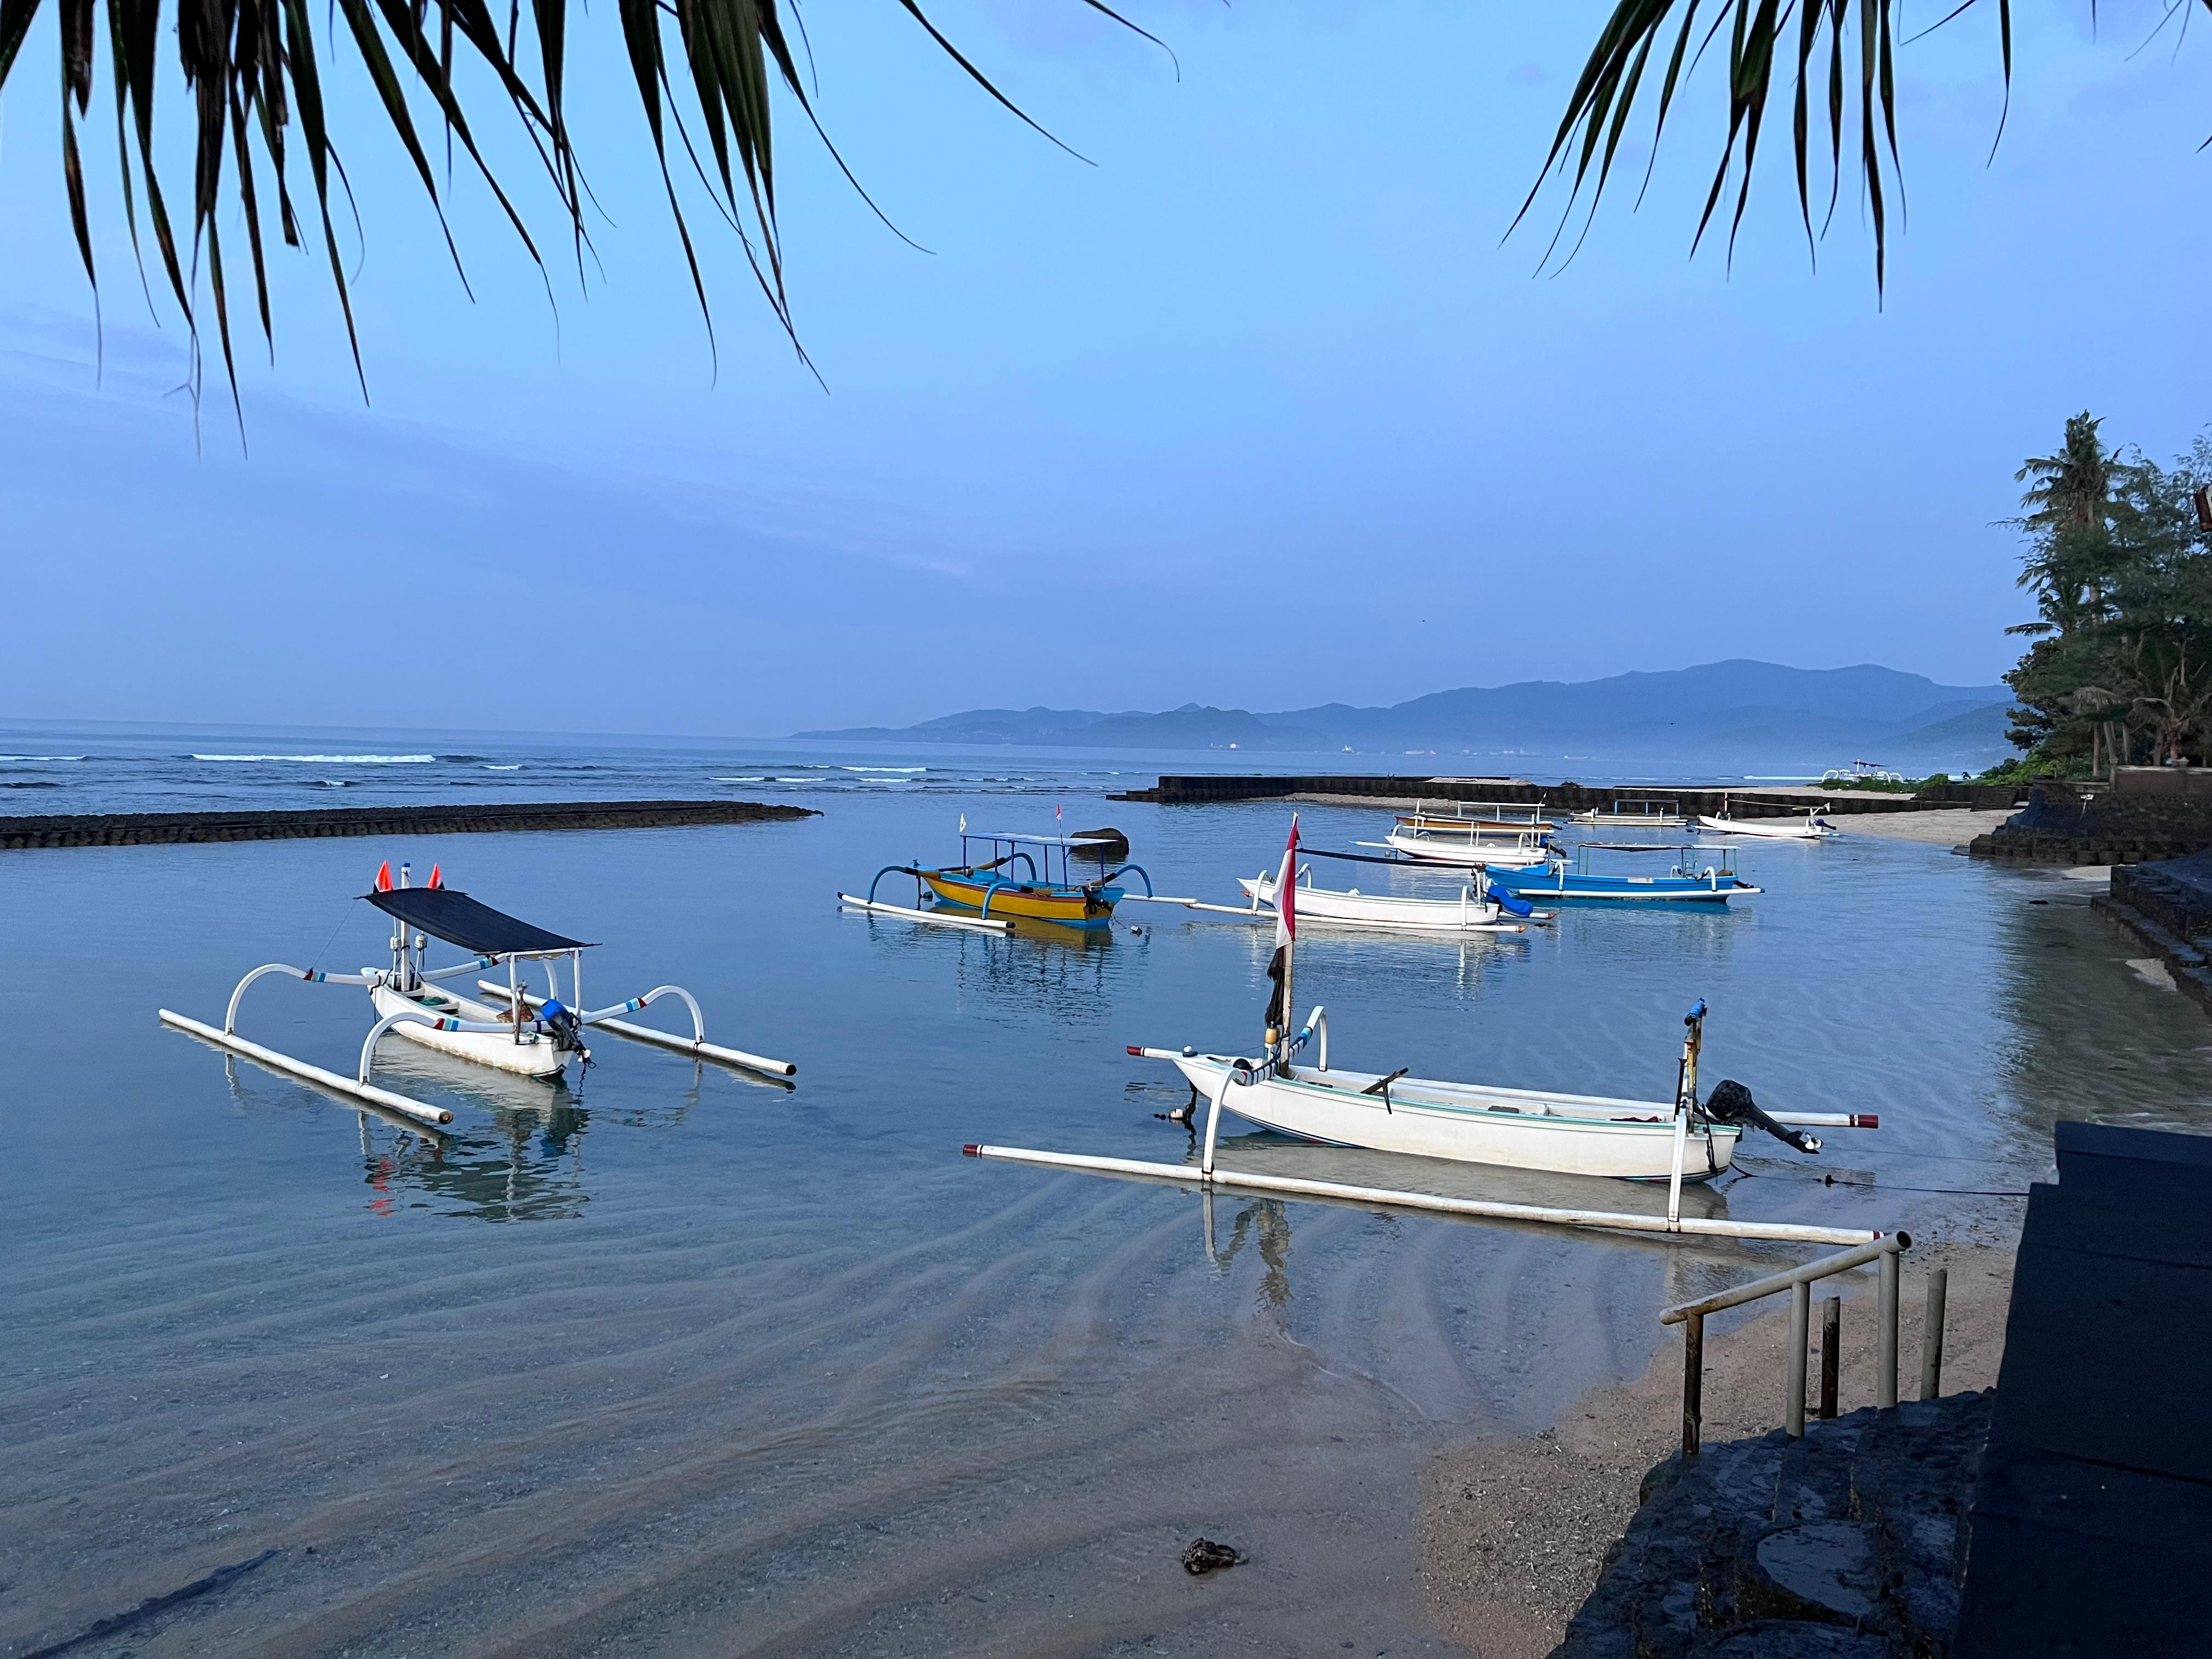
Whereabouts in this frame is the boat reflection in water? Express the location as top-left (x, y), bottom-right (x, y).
top-left (1180, 1123), bottom-right (1745, 1282)
top-left (1212, 1195), bottom-right (1294, 1310)
top-left (358, 1098), bottom-right (590, 1223)
top-left (221, 1032), bottom-right (762, 1223)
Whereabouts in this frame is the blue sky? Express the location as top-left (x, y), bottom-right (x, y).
top-left (2, 2), bottom-right (2206, 734)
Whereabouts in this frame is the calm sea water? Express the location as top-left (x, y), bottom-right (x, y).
top-left (5, 731), bottom-right (2208, 1656)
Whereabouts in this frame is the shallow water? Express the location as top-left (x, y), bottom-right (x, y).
top-left (5, 757), bottom-right (2208, 1656)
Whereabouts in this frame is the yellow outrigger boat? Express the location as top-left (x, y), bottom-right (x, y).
top-left (843, 827), bottom-right (1152, 931)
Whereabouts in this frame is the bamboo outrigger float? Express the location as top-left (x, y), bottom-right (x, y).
top-left (159, 860), bottom-right (793, 1127)
top-left (965, 817), bottom-right (1883, 1247)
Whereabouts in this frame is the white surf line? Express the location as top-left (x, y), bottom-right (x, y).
top-left (961, 1144), bottom-right (1881, 1248)
top-left (158, 1010), bottom-right (453, 1128)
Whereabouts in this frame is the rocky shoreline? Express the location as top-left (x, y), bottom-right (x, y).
top-left (1417, 1241), bottom-right (2016, 1658)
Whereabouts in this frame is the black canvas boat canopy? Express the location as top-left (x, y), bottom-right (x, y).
top-left (363, 888), bottom-right (595, 955)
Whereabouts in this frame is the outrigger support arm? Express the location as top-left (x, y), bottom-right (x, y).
top-left (866, 865), bottom-right (927, 905)
top-left (1200, 1062), bottom-right (1248, 1177)
top-left (1098, 862), bottom-right (1154, 896)
top-left (359, 1008), bottom-right (443, 1083)
top-left (418, 954), bottom-right (499, 984)
top-left (224, 963), bottom-right (376, 1034)
top-left (583, 985), bottom-right (703, 1039)
top-left (475, 980), bottom-right (797, 1077)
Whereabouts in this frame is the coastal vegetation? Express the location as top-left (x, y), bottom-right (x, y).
top-left (1998, 415), bottom-right (2212, 778)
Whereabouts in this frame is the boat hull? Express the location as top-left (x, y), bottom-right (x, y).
top-left (1238, 874), bottom-right (1521, 933)
top-left (1170, 1055), bottom-right (1739, 1180)
top-left (1483, 866), bottom-right (1758, 903)
top-left (921, 872), bottom-right (1121, 928)
top-left (370, 982), bottom-right (568, 1077)
top-left (1696, 815), bottom-right (1831, 840)
top-left (1379, 831), bottom-right (1553, 867)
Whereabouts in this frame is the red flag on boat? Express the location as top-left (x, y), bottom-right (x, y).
top-left (374, 860), bottom-right (393, 892)
top-left (427, 864), bottom-right (443, 889)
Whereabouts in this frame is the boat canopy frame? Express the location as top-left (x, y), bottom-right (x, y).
top-left (160, 875), bottom-right (794, 1127)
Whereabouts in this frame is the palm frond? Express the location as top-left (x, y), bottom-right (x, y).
top-left (0, 0), bottom-right (1146, 428)
top-left (1516, 0), bottom-right (2119, 291)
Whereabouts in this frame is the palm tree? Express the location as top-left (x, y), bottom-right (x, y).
top-left (2007, 413), bottom-right (2117, 641)
top-left (2017, 414), bottom-right (2114, 541)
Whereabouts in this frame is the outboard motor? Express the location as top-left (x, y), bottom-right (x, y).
top-left (1486, 881), bottom-right (1535, 918)
top-left (1703, 1077), bottom-right (1821, 1155)
top-left (536, 997), bottom-right (591, 1065)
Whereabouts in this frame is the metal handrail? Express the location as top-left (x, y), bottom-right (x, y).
top-left (1664, 1231), bottom-right (1912, 1457)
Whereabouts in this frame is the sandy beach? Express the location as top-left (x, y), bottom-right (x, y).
top-left (1835, 807), bottom-right (2018, 846)
top-left (1414, 1233), bottom-right (2019, 1657)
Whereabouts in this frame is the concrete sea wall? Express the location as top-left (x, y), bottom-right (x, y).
top-left (0, 799), bottom-right (818, 850)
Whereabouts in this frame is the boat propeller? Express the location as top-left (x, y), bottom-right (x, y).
top-left (1701, 1078), bottom-right (1821, 1155)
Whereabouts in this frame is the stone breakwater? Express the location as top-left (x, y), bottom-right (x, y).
top-left (2094, 852), bottom-right (2212, 1014)
top-left (1969, 778), bottom-right (2212, 866)
top-left (1109, 775), bottom-right (2005, 816)
top-left (1552, 1393), bottom-right (1993, 1659)
top-left (0, 799), bottom-right (819, 850)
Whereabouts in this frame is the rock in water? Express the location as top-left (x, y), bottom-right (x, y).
top-left (1182, 1538), bottom-right (1244, 1575)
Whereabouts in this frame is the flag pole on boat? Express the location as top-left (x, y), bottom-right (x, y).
top-left (1265, 816), bottom-right (1299, 1073)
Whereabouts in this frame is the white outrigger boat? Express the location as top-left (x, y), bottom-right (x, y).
top-left (1235, 864), bottom-right (1536, 935)
top-left (1696, 799), bottom-right (1837, 840)
top-left (159, 861), bottom-right (793, 1129)
top-left (1368, 812), bottom-right (1555, 868)
top-left (966, 819), bottom-right (1883, 1245)
top-left (1570, 797), bottom-right (1686, 827)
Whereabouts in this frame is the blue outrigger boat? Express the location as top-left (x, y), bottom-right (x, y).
top-left (1485, 844), bottom-right (1759, 904)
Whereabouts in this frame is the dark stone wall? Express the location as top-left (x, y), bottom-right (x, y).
top-left (2092, 853), bottom-right (2212, 1014)
top-left (0, 799), bottom-right (817, 850)
top-left (1969, 780), bottom-right (2212, 866)
top-left (1112, 776), bottom-right (1961, 817)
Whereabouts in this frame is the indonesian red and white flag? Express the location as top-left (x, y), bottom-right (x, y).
top-left (1274, 815), bottom-right (1299, 947)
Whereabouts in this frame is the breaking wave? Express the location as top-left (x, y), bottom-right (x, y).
top-left (192, 753), bottom-right (438, 764)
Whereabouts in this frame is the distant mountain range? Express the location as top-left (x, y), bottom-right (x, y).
top-left (799, 660), bottom-right (2017, 769)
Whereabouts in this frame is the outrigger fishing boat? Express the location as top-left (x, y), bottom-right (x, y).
top-left (1368, 806), bottom-right (1555, 868)
top-left (840, 822), bottom-right (1153, 933)
top-left (1483, 844), bottom-right (1760, 904)
top-left (964, 817), bottom-right (1881, 1245)
top-left (1234, 864), bottom-right (1534, 934)
top-left (1137, 821), bottom-right (1853, 1182)
top-left (158, 860), bottom-right (793, 1129)
top-left (1570, 797), bottom-right (1686, 827)
top-left (1696, 798), bottom-right (1836, 840)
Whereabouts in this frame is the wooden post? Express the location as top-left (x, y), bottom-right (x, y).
top-left (1920, 1268), bottom-right (1949, 1402)
top-left (1787, 1280), bottom-right (1810, 1437)
top-left (1819, 1295), bottom-right (1841, 1420)
top-left (1877, 1248), bottom-right (1901, 1409)
top-left (1681, 1312), bottom-right (1704, 1460)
